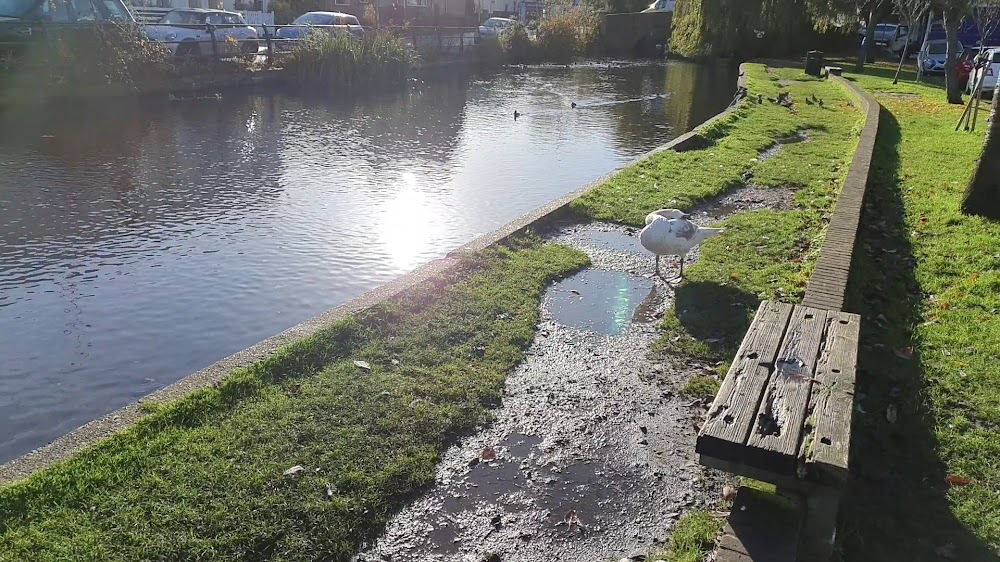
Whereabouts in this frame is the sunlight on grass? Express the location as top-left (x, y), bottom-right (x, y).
top-left (0, 240), bottom-right (588, 561)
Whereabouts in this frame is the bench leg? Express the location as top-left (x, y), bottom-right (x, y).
top-left (797, 487), bottom-right (840, 561)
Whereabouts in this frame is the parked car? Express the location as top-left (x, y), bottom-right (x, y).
top-left (858, 23), bottom-right (898, 45)
top-left (918, 39), bottom-right (961, 75)
top-left (478, 17), bottom-right (514, 37)
top-left (145, 9), bottom-right (258, 57)
top-left (1, 0), bottom-right (136, 61)
top-left (274, 11), bottom-right (363, 47)
top-left (968, 47), bottom-right (1000, 95)
top-left (641, 0), bottom-right (675, 12)
top-left (957, 47), bottom-right (978, 89)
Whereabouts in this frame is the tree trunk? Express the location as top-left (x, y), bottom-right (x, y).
top-left (961, 93), bottom-right (1000, 217)
top-left (857, 13), bottom-right (878, 72)
top-left (944, 12), bottom-right (963, 104)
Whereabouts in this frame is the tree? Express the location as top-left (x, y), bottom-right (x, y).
top-left (809, 0), bottom-right (892, 71)
top-left (893, 0), bottom-right (931, 83)
top-left (957, 1), bottom-right (1000, 128)
top-left (935, 0), bottom-right (971, 103)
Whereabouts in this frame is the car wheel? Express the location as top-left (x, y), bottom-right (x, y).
top-left (177, 42), bottom-right (200, 58)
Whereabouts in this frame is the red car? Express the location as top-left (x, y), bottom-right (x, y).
top-left (957, 48), bottom-right (977, 89)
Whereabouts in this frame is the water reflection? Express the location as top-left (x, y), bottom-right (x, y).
top-left (0, 60), bottom-right (735, 462)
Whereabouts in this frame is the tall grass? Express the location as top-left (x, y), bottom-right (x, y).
top-left (284, 30), bottom-right (418, 93)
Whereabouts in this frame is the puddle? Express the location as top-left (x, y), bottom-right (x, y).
top-left (758, 129), bottom-right (811, 160)
top-left (546, 269), bottom-right (655, 335)
top-left (689, 184), bottom-right (798, 220)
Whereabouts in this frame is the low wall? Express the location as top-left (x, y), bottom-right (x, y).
top-left (0, 65), bottom-right (744, 486)
top-left (603, 11), bottom-right (672, 55)
top-left (801, 75), bottom-right (881, 312)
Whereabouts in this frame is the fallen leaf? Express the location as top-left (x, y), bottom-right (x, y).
top-left (940, 302), bottom-right (951, 310)
top-left (693, 422), bottom-right (702, 432)
top-left (283, 465), bottom-right (305, 477)
top-left (729, 272), bottom-right (741, 280)
top-left (326, 483), bottom-right (336, 497)
top-left (894, 347), bottom-right (914, 360)
top-left (287, 384), bottom-right (301, 395)
top-left (971, 273), bottom-right (979, 280)
top-left (886, 404), bottom-right (898, 424)
top-left (481, 446), bottom-right (496, 460)
top-left (354, 360), bottom-right (371, 370)
top-left (945, 475), bottom-right (971, 486)
top-left (564, 509), bottom-right (577, 521)
top-left (723, 485), bottom-right (738, 502)
top-left (935, 542), bottom-right (957, 559)
top-left (791, 257), bottom-right (803, 263)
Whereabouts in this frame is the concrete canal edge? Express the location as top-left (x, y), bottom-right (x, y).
top-left (0, 64), bottom-right (747, 486)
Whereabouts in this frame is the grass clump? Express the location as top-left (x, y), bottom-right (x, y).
top-left (680, 374), bottom-right (720, 400)
top-left (494, 10), bottom-right (601, 64)
top-left (573, 64), bottom-right (862, 360)
top-left (833, 63), bottom-right (1000, 561)
top-left (284, 29), bottom-right (418, 93)
top-left (0, 239), bottom-right (588, 562)
top-left (653, 509), bottom-right (724, 562)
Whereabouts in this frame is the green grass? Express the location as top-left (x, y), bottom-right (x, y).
top-left (573, 64), bottom-right (863, 361)
top-left (0, 239), bottom-right (588, 561)
top-left (835, 65), bottom-right (1000, 561)
top-left (652, 509), bottom-right (725, 562)
top-left (680, 374), bottom-right (720, 400)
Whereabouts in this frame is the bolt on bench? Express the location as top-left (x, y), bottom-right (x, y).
top-left (696, 300), bottom-right (860, 561)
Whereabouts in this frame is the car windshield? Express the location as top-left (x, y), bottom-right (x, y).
top-left (340, 15), bottom-right (358, 25)
top-left (485, 18), bottom-right (504, 27)
top-left (928, 42), bottom-right (948, 55)
top-left (5, 0), bottom-right (128, 21)
top-left (161, 10), bottom-right (207, 24)
top-left (293, 13), bottom-right (335, 25)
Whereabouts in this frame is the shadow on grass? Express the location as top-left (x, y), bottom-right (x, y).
top-left (839, 108), bottom-right (999, 561)
top-left (661, 281), bottom-right (761, 361)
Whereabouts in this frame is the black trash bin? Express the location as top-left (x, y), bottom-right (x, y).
top-left (805, 50), bottom-right (824, 77)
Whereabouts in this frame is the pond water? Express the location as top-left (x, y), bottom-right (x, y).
top-left (0, 60), bottom-right (736, 462)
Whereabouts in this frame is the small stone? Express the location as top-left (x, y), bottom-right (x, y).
top-left (639, 426), bottom-right (648, 434)
top-left (353, 360), bottom-right (372, 371)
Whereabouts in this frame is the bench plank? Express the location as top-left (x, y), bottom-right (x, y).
top-left (697, 301), bottom-right (794, 461)
top-left (802, 311), bottom-right (860, 485)
top-left (745, 306), bottom-right (829, 474)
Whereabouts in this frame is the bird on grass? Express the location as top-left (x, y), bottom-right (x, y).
top-left (818, 99), bottom-right (825, 108)
top-left (805, 97), bottom-right (814, 105)
top-left (811, 94), bottom-right (818, 102)
top-left (639, 213), bottom-right (724, 280)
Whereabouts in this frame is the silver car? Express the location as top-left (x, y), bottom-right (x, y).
top-left (918, 39), bottom-right (961, 75)
top-left (146, 9), bottom-right (259, 57)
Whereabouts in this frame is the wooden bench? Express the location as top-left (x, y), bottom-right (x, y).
top-left (696, 300), bottom-right (860, 561)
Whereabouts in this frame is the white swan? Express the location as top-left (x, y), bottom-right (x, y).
top-left (644, 208), bottom-right (690, 225)
top-left (639, 216), bottom-right (724, 279)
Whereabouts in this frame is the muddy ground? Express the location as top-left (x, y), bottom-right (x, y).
top-left (355, 182), bottom-right (797, 562)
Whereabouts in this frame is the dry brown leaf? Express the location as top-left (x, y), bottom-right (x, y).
top-left (945, 475), bottom-right (971, 486)
top-left (894, 347), bottom-right (914, 360)
top-left (481, 446), bottom-right (496, 460)
top-left (729, 272), bottom-right (741, 280)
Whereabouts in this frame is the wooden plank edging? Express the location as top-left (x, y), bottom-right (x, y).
top-left (801, 76), bottom-right (881, 311)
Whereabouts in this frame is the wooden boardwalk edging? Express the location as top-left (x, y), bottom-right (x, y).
top-left (801, 76), bottom-right (881, 311)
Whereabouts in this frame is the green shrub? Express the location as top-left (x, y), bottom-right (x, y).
top-left (535, 12), bottom-right (580, 62)
top-left (1, 23), bottom-right (175, 94)
top-left (284, 30), bottom-right (418, 92)
top-left (499, 21), bottom-right (533, 63)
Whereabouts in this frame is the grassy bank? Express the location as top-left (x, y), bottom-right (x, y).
top-left (282, 30), bottom-right (417, 93)
top-left (572, 63), bottom-right (863, 366)
top-left (0, 240), bottom-right (587, 561)
top-left (835, 65), bottom-right (1000, 561)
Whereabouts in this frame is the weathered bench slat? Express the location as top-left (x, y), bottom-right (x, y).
top-left (744, 306), bottom-right (829, 474)
top-left (801, 311), bottom-right (860, 485)
top-left (697, 301), bottom-right (794, 461)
